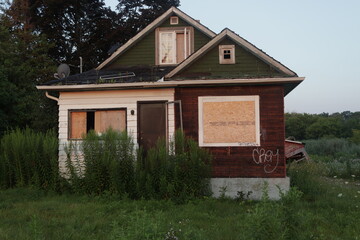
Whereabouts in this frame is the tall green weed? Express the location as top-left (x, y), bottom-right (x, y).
top-left (66, 129), bottom-right (212, 201)
top-left (0, 128), bottom-right (59, 191)
top-left (287, 161), bottom-right (327, 200)
top-left (136, 130), bottom-right (212, 201)
top-left (65, 129), bottom-right (136, 196)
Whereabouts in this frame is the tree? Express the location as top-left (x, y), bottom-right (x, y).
top-left (285, 113), bottom-right (318, 140)
top-left (0, 21), bottom-right (57, 134)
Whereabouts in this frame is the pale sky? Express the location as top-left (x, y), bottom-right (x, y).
top-left (105, 0), bottom-right (360, 114)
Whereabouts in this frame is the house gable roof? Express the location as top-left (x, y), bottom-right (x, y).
top-left (96, 7), bottom-right (216, 70)
top-left (166, 28), bottom-right (297, 79)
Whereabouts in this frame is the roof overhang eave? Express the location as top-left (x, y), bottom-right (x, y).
top-left (37, 77), bottom-right (305, 94)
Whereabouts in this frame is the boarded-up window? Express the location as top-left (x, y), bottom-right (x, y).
top-left (69, 109), bottom-right (126, 139)
top-left (198, 96), bottom-right (260, 147)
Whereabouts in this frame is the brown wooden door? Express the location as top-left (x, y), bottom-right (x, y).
top-left (138, 102), bottom-right (166, 152)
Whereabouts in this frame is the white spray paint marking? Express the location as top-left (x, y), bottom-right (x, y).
top-left (252, 148), bottom-right (280, 173)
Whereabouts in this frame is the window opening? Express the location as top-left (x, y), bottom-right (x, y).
top-left (86, 111), bottom-right (95, 132)
top-left (223, 50), bottom-right (231, 59)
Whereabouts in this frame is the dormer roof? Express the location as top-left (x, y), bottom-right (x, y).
top-left (166, 28), bottom-right (297, 78)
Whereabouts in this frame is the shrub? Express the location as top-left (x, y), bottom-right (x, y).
top-left (0, 128), bottom-right (59, 191)
top-left (304, 138), bottom-right (360, 159)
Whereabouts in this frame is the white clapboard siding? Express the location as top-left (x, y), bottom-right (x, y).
top-left (57, 88), bottom-right (175, 174)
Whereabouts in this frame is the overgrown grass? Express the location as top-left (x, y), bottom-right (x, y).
top-left (1, 174), bottom-right (360, 240)
top-left (1, 131), bottom-right (360, 239)
top-left (0, 128), bottom-right (59, 191)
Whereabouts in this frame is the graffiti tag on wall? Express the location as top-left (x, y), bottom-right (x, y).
top-left (252, 148), bottom-right (279, 173)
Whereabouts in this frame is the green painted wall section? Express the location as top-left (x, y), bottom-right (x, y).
top-left (106, 31), bottom-right (156, 69)
top-left (158, 16), bottom-right (190, 28)
top-left (105, 15), bottom-right (212, 69)
top-left (176, 38), bottom-right (289, 79)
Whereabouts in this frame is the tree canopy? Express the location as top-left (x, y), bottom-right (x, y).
top-left (285, 111), bottom-right (360, 141)
top-left (3, 0), bottom-right (180, 72)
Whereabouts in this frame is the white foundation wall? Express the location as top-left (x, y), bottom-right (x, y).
top-left (210, 177), bottom-right (290, 200)
top-left (57, 88), bottom-right (175, 173)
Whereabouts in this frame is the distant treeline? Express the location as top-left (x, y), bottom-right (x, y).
top-left (285, 111), bottom-right (360, 142)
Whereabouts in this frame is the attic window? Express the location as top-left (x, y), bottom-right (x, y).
top-left (156, 27), bottom-right (194, 65)
top-left (219, 45), bottom-right (235, 64)
top-left (170, 16), bottom-right (179, 25)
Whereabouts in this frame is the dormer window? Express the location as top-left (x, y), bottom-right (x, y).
top-left (219, 45), bottom-right (235, 64)
top-left (156, 27), bottom-right (194, 65)
top-left (170, 16), bottom-right (179, 25)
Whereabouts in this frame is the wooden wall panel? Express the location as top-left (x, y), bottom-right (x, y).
top-left (175, 85), bottom-right (285, 178)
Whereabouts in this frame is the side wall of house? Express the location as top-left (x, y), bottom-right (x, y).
top-left (57, 88), bottom-right (175, 173)
top-left (175, 85), bottom-right (285, 178)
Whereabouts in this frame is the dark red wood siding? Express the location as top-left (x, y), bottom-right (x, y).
top-left (175, 85), bottom-right (286, 178)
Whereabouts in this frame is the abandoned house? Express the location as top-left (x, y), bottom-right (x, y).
top-left (37, 7), bottom-right (304, 199)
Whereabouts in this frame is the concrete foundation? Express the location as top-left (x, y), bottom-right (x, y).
top-left (210, 177), bottom-right (290, 200)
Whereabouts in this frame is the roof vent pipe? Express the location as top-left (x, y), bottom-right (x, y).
top-left (79, 57), bottom-right (83, 73)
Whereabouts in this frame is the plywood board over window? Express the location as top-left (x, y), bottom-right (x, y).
top-left (198, 96), bottom-right (260, 147)
top-left (95, 110), bottom-right (126, 134)
top-left (69, 109), bottom-right (126, 139)
top-left (70, 112), bottom-right (87, 139)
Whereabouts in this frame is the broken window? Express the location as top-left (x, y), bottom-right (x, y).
top-left (156, 27), bottom-right (193, 65)
top-left (198, 96), bottom-right (260, 147)
top-left (69, 109), bottom-right (126, 139)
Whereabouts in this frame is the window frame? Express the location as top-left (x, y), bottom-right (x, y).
top-left (68, 108), bottom-right (127, 140)
top-left (155, 27), bottom-right (194, 66)
top-left (198, 96), bottom-right (260, 147)
top-left (170, 16), bottom-right (179, 25)
top-left (219, 45), bottom-right (236, 64)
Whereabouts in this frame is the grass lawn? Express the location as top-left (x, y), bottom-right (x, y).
top-left (1, 171), bottom-right (360, 240)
